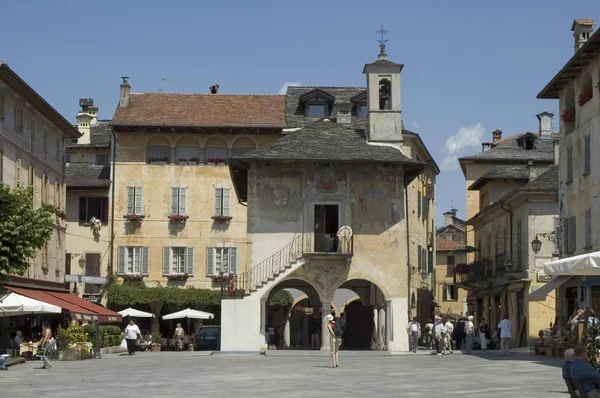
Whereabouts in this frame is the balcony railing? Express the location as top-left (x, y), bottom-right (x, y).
top-left (453, 259), bottom-right (493, 285)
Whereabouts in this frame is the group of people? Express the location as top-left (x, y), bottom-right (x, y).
top-left (407, 314), bottom-right (513, 355)
top-left (563, 345), bottom-right (600, 397)
top-left (1, 321), bottom-right (54, 370)
top-left (124, 320), bottom-right (189, 356)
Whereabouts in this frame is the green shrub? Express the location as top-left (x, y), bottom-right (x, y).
top-left (104, 325), bottom-right (122, 336)
top-left (82, 324), bottom-right (96, 339)
top-left (55, 324), bottom-right (90, 349)
top-left (60, 347), bottom-right (92, 361)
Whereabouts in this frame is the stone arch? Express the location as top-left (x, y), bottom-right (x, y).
top-left (146, 135), bottom-right (171, 146)
top-left (232, 136), bottom-right (258, 148)
top-left (378, 78), bottom-right (391, 110)
top-left (174, 136), bottom-right (200, 147)
top-left (204, 136), bottom-right (229, 148)
top-left (174, 136), bottom-right (200, 163)
top-left (146, 135), bottom-right (171, 163)
top-left (204, 136), bottom-right (229, 163)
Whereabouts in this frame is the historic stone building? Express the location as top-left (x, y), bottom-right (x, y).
top-left (0, 61), bottom-right (80, 290)
top-left (223, 44), bottom-right (438, 352)
top-left (64, 99), bottom-right (112, 302)
top-left (436, 208), bottom-right (465, 243)
top-left (538, 19), bottom-right (600, 322)
top-left (109, 80), bottom-right (285, 290)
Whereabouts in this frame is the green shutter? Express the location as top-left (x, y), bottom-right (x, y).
top-left (206, 248), bottom-right (214, 275)
top-left (230, 247), bottom-right (237, 274)
top-left (141, 247), bottom-right (149, 275)
top-left (186, 247), bottom-right (194, 275)
top-left (417, 246), bottom-right (422, 271)
top-left (127, 187), bottom-right (134, 214)
top-left (417, 191), bottom-right (422, 218)
top-left (214, 189), bottom-right (222, 216)
top-left (179, 187), bottom-right (187, 215)
top-left (135, 187), bottom-right (143, 215)
top-left (223, 189), bottom-right (230, 216)
top-left (163, 247), bottom-right (170, 275)
top-left (118, 247), bottom-right (125, 274)
top-left (171, 188), bottom-right (178, 215)
top-left (427, 249), bottom-right (434, 273)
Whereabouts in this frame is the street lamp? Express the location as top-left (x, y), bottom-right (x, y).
top-left (531, 229), bottom-right (560, 254)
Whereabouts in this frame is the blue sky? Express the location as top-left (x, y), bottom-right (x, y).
top-left (3, 0), bottom-right (600, 225)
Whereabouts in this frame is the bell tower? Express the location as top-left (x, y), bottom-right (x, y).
top-left (363, 26), bottom-right (404, 144)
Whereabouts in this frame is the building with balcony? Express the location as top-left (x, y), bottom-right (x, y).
top-left (64, 99), bottom-right (112, 303)
top-left (538, 19), bottom-right (600, 322)
top-left (223, 44), bottom-right (438, 352)
top-left (435, 237), bottom-right (467, 316)
top-left (457, 166), bottom-right (559, 347)
top-left (0, 61), bottom-right (80, 290)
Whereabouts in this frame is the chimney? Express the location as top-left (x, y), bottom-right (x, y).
top-left (119, 77), bottom-right (130, 108)
top-left (572, 19), bottom-right (595, 53)
top-left (527, 159), bottom-right (537, 181)
top-left (536, 111), bottom-right (554, 137)
top-left (336, 106), bottom-right (352, 125)
top-left (76, 98), bottom-right (97, 144)
top-left (444, 208), bottom-right (458, 227)
top-left (209, 84), bottom-right (219, 94)
top-left (554, 140), bottom-right (559, 165)
top-left (492, 129), bottom-right (502, 145)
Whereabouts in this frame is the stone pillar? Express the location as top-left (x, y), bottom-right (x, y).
top-left (321, 301), bottom-right (331, 351)
top-left (378, 304), bottom-right (386, 348)
top-left (284, 317), bottom-right (290, 348)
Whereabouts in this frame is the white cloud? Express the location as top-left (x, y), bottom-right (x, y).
top-left (278, 81), bottom-right (301, 95)
top-left (441, 123), bottom-right (486, 172)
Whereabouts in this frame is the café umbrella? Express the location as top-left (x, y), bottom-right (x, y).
top-left (118, 308), bottom-right (155, 318)
top-left (162, 308), bottom-right (214, 320)
top-left (0, 292), bottom-right (62, 317)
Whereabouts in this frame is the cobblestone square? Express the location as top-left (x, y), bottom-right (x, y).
top-left (0, 350), bottom-right (568, 397)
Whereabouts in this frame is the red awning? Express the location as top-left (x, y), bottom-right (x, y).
top-left (11, 288), bottom-right (121, 323)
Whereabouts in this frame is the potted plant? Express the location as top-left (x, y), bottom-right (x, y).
top-left (168, 214), bottom-right (189, 222)
top-left (124, 214), bottom-right (145, 222)
top-left (189, 157), bottom-right (199, 164)
top-left (150, 333), bottom-right (163, 352)
top-left (212, 215), bottom-right (232, 223)
top-left (122, 274), bottom-right (144, 281)
top-left (561, 108), bottom-right (575, 123)
top-left (149, 157), bottom-right (169, 164)
top-left (167, 273), bottom-right (189, 281)
top-left (207, 158), bottom-right (226, 165)
top-left (178, 157), bottom-right (188, 165)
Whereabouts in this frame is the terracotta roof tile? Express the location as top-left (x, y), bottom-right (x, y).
top-left (111, 93), bottom-right (286, 128)
top-left (436, 238), bottom-right (465, 252)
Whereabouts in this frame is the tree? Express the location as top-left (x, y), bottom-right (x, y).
top-left (0, 186), bottom-right (53, 275)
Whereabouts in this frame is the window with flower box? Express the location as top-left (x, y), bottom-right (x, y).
top-left (147, 145), bottom-right (170, 164)
top-left (163, 247), bottom-right (194, 276)
top-left (213, 188), bottom-right (230, 218)
top-left (126, 186), bottom-right (143, 216)
top-left (118, 246), bottom-right (148, 275)
top-left (170, 187), bottom-right (187, 218)
top-left (206, 247), bottom-right (237, 275)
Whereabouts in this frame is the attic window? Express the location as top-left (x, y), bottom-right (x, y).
top-left (308, 104), bottom-right (326, 118)
top-left (524, 139), bottom-right (534, 150)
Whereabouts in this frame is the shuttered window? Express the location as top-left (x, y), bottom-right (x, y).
top-left (170, 187), bottom-right (187, 215)
top-left (206, 247), bottom-right (237, 275)
top-left (214, 188), bottom-right (230, 216)
top-left (417, 191), bottom-right (422, 218)
top-left (163, 247), bottom-right (194, 275)
top-left (586, 209), bottom-right (592, 249)
top-left (584, 135), bottom-right (591, 175)
top-left (566, 146), bottom-right (573, 183)
top-left (126, 186), bottom-right (143, 215)
top-left (118, 246), bottom-right (148, 275)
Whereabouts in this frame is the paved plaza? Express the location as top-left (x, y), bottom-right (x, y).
top-left (0, 350), bottom-right (568, 397)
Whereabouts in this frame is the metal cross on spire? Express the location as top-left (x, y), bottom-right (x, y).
top-left (377, 25), bottom-right (389, 45)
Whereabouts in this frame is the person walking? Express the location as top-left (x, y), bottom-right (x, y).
top-left (406, 317), bottom-right (421, 353)
top-left (424, 320), bottom-right (433, 349)
top-left (444, 318), bottom-right (454, 354)
top-left (498, 314), bottom-right (512, 356)
top-left (38, 322), bottom-right (53, 369)
top-left (326, 314), bottom-right (342, 368)
top-left (433, 316), bottom-right (445, 356)
top-left (124, 319), bottom-right (141, 356)
top-left (479, 318), bottom-right (489, 354)
top-left (173, 323), bottom-right (185, 351)
top-left (465, 315), bottom-right (475, 354)
top-left (93, 320), bottom-right (102, 359)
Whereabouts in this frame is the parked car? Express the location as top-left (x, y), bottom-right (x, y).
top-left (194, 326), bottom-right (220, 351)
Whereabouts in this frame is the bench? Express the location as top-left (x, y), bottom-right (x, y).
top-left (564, 378), bottom-right (578, 398)
top-left (573, 379), bottom-right (591, 398)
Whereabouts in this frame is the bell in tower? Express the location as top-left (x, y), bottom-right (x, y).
top-left (363, 26), bottom-right (405, 144)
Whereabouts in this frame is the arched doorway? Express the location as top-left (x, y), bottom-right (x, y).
top-left (264, 279), bottom-right (321, 350)
top-left (335, 279), bottom-right (387, 350)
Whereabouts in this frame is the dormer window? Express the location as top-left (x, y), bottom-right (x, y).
top-left (308, 104), bottom-right (326, 118)
top-left (524, 139), bottom-right (534, 150)
top-left (516, 132), bottom-right (538, 150)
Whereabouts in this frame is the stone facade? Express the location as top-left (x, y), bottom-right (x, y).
top-left (0, 62), bottom-right (80, 288)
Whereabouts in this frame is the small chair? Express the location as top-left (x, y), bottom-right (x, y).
top-left (563, 378), bottom-right (578, 398)
top-left (573, 379), bottom-right (591, 398)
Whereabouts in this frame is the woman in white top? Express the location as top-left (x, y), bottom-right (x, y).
top-left (465, 316), bottom-right (475, 354)
top-left (173, 323), bottom-right (185, 351)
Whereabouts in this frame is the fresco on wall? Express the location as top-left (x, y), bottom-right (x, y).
top-left (257, 170), bottom-right (302, 222)
top-left (304, 168), bottom-right (349, 195)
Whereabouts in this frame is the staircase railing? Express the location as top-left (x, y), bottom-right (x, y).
top-left (238, 234), bottom-right (308, 293)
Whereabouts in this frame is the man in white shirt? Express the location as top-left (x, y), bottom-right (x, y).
top-left (124, 319), bottom-right (141, 356)
top-left (444, 319), bottom-right (454, 354)
top-left (465, 315), bottom-right (475, 354)
top-left (498, 314), bottom-right (512, 356)
top-left (406, 317), bottom-right (421, 353)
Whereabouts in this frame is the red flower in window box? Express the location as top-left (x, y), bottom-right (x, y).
top-left (207, 158), bottom-right (226, 165)
top-left (124, 214), bottom-right (145, 222)
top-left (149, 157), bottom-right (169, 163)
top-left (122, 274), bottom-right (144, 281)
top-left (211, 272), bottom-right (234, 284)
top-left (561, 108), bottom-right (575, 123)
top-left (578, 89), bottom-right (593, 107)
top-left (168, 214), bottom-right (189, 222)
top-left (212, 215), bottom-right (232, 223)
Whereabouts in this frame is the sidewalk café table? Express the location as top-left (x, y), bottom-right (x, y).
top-left (19, 342), bottom-right (39, 359)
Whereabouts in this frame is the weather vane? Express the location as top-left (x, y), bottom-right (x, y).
top-left (377, 25), bottom-right (389, 45)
